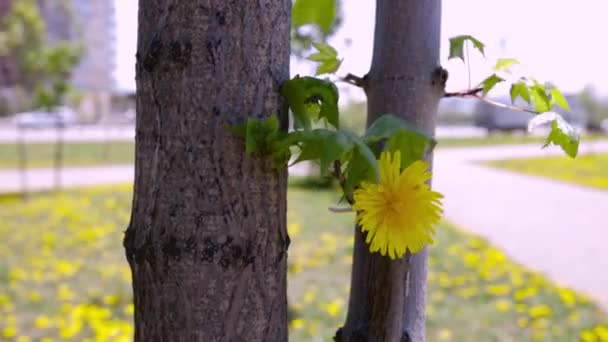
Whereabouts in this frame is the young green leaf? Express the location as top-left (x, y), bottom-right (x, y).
top-left (510, 82), bottom-right (531, 104)
top-left (245, 114), bottom-right (281, 155)
top-left (292, 0), bottom-right (336, 33)
top-left (527, 112), bottom-right (579, 158)
top-left (281, 76), bottom-right (340, 129)
top-left (364, 114), bottom-right (434, 146)
top-left (480, 74), bottom-right (505, 96)
top-left (494, 58), bottom-right (519, 71)
top-left (448, 35), bottom-right (485, 61)
top-left (529, 84), bottom-right (552, 113)
top-left (226, 123), bottom-right (247, 139)
top-left (550, 87), bottom-right (571, 111)
top-left (386, 131), bottom-right (431, 169)
top-left (289, 129), bottom-right (355, 173)
top-left (310, 42), bottom-right (338, 58)
top-left (308, 42), bottom-right (342, 75)
top-left (344, 142), bottom-right (380, 194)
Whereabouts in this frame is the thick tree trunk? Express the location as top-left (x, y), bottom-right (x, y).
top-left (338, 1), bottom-right (443, 342)
top-left (124, 1), bottom-right (291, 341)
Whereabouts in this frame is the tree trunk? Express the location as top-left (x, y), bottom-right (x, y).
top-left (124, 1), bottom-right (291, 341)
top-left (338, 1), bottom-right (444, 341)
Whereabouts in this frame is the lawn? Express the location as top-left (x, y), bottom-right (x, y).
top-left (1, 185), bottom-right (607, 341)
top-left (485, 153), bottom-right (608, 190)
top-left (0, 133), bottom-right (606, 170)
top-left (0, 142), bottom-right (134, 169)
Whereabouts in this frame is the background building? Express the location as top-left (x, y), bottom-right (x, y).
top-left (38, 0), bottom-right (116, 120)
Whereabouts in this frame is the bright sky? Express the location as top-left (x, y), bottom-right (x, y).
top-left (114, 1), bottom-right (608, 98)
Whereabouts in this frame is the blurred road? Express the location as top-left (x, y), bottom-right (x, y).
top-left (0, 165), bottom-right (133, 194)
top-left (433, 140), bottom-right (608, 310)
top-left (1, 140), bottom-right (607, 309)
top-left (0, 124), bottom-right (487, 143)
top-left (0, 125), bottom-right (134, 143)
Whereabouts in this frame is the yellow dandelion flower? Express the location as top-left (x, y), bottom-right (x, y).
top-left (352, 151), bottom-right (443, 259)
top-left (495, 299), bottom-right (511, 312)
top-left (438, 329), bottom-right (452, 341)
top-left (290, 319), bottom-right (305, 330)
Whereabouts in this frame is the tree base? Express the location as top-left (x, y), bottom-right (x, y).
top-left (334, 326), bottom-right (411, 342)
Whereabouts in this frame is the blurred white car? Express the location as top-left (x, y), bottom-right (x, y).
top-left (601, 119), bottom-right (608, 133)
top-left (13, 106), bottom-right (78, 128)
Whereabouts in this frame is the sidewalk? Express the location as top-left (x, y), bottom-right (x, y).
top-left (433, 140), bottom-right (608, 309)
top-left (0, 165), bottom-right (134, 194)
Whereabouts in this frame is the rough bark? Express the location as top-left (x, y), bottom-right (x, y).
top-left (124, 1), bottom-right (291, 341)
top-left (338, 1), bottom-right (444, 341)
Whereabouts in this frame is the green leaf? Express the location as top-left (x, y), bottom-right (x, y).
top-left (315, 58), bottom-right (342, 75)
top-left (527, 112), bottom-right (579, 158)
top-left (245, 114), bottom-right (281, 155)
top-left (311, 42), bottom-right (337, 58)
top-left (448, 35), bottom-right (485, 61)
top-left (292, 0), bottom-right (336, 33)
top-left (308, 42), bottom-right (342, 75)
top-left (494, 58), bottom-right (519, 70)
top-left (510, 82), bottom-right (530, 104)
top-left (550, 87), bottom-right (571, 111)
top-left (281, 76), bottom-right (339, 129)
top-left (227, 114), bottom-right (292, 169)
top-left (365, 114), bottom-right (435, 146)
top-left (386, 131), bottom-right (431, 169)
top-left (289, 129), bottom-right (355, 173)
top-left (530, 85), bottom-right (552, 113)
top-left (226, 123), bottom-right (247, 139)
top-left (480, 74), bottom-right (505, 96)
top-left (344, 142), bottom-right (380, 194)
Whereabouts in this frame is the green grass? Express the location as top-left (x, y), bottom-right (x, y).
top-left (0, 142), bottom-right (134, 169)
top-left (0, 132), bottom-right (605, 171)
top-left (438, 133), bottom-right (607, 148)
top-left (1, 185), bottom-right (607, 341)
top-left (485, 153), bottom-right (608, 190)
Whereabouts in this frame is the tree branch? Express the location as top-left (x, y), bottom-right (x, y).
top-left (332, 160), bottom-right (354, 205)
top-left (475, 95), bottom-right (539, 114)
top-left (443, 87), bottom-right (483, 98)
top-left (342, 73), bottom-right (368, 89)
top-left (443, 88), bottom-right (540, 115)
top-left (328, 206), bottom-right (354, 213)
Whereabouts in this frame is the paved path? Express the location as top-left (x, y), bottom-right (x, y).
top-left (1, 140), bottom-right (608, 309)
top-left (0, 165), bottom-right (134, 193)
top-left (0, 124), bottom-right (492, 143)
top-left (0, 125), bottom-right (134, 143)
top-left (433, 141), bottom-right (608, 309)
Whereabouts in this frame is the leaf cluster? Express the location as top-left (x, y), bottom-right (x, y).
top-left (448, 36), bottom-right (580, 158)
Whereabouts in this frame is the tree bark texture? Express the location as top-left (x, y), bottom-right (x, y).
top-left (339, 1), bottom-right (443, 341)
top-left (124, 1), bottom-right (291, 341)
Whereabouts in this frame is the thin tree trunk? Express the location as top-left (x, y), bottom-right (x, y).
top-left (124, 1), bottom-right (291, 341)
top-left (338, 1), bottom-right (444, 341)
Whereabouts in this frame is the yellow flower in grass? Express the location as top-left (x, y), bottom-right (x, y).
top-left (352, 151), bottom-right (443, 259)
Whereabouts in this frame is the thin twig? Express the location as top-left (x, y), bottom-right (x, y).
top-left (444, 87), bottom-right (483, 98)
top-left (332, 160), bottom-right (354, 205)
top-left (475, 95), bottom-right (538, 114)
top-left (341, 73), bottom-right (367, 89)
top-left (328, 206), bottom-right (354, 213)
